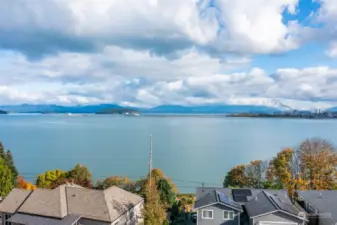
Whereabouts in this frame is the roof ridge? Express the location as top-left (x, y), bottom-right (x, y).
top-left (214, 190), bottom-right (220, 202)
top-left (14, 189), bottom-right (34, 214)
top-left (262, 190), bottom-right (279, 211)
top-left (103, 188), bottom-right (114, 222)
top-left (65, 186), bottom-right (69, 216)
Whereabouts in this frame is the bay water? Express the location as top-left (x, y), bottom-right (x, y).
top-left (0, 114), bottom-right (336, 192)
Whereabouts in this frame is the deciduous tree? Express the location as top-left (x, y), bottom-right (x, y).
top-left (142, 179), bottom-right (166, 225)
top-left (67, 164), bottom-right (93, 188)
top-left (95, 176), bottom-right (135, 192)
top-left (245, 160), bottom-right (269, 188)
top-left (36, 169), bottom-right (66, 188)
top-left (17, 176), bottom-right (36, 190)
top-left (223, 164), bottom-right (247, 187)
top-left (299, 138), bottom-right (337, 189)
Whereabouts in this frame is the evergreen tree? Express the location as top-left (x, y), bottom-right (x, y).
top-left (0, 159), bottom-right (13, 197)
top-left (0, 142), bottom-right (18, 186)
top-left (157, 179), bottom-right (176, 207)
top-left (5, 150), bottom-right (18, 185)
top-left (0, 141), bottom-right (5, 160)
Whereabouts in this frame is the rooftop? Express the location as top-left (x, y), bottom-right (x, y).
top-left (0, 185), bottom-right (143, 223)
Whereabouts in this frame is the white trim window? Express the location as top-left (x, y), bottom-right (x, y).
top-left (202, 209), bottom-right (213, 219)
top-left (223, 210), bottom-right (235, 220)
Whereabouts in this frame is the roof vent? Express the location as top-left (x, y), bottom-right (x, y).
top-left (318, 192), bottom-right (322, 198)
top-left (255, 196), bottom-right (258, 201)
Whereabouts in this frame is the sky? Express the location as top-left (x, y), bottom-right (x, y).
top-left (1, 0), bottom-right (337, 109)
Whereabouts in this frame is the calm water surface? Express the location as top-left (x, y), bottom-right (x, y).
top-left (0, 114), bottom-right (336, 192)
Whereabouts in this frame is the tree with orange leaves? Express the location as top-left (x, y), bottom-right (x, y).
top-left (299, 138), bottom-right (337, 190)
top-left (17, 176), bottom-right (36, 190)
top-left (223, 164), bottom-right (247, 188)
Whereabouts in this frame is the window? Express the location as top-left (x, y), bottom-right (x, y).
top-left (223, 210), bottom-right (234, 220)
top-left (5, 214), bottom-right (12, 225)
top-left (202, 210), bottom-right (213, 219)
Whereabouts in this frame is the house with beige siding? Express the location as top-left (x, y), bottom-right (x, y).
top-left (0, 184), bottom-right (143, 225)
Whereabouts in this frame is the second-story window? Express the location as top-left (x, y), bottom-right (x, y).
top-left (202, 210), bottom-right (213, 219)
top-left (223, 210), bottom-right (234, 220)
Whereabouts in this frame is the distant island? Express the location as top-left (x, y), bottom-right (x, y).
top-left (96, 108), bottom-right (140, 115)
top-left (0, 110), bottom-right (8, 114)
top-left (228, 111), bottom-right (337, 119)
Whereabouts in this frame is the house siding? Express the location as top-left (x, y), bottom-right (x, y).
top-left (197, 204), bottom-right (240, 225)
top-left (112, 201), bottom-right (144, 225)
top-left (78, 218), bottom-right (111, 225)
top-left (251, 211), bottom-right (305, 225)
top-left (318, 217), bottom-right (335, 225)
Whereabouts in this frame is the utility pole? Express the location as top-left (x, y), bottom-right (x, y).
top-left (149, 134), bottom-right (153, 190)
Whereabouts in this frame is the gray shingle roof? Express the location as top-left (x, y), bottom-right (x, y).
top-left (67, 186), bottom-right (143, 222)
top-left (196, 187), bottom-right (305, 221)
top-left (0, 189), bottom-right (31, 214)
top-left (245, 190), bottom-right (304, 219)
top-left (0, 185), bottom-right (143, 223)
top-left (7, 213), bottom-right (81, 225)
top-left (18, 185), bottom-right (68, 218)
top-left (196, 187), bottom-right (231, 199)
top-left (244, 191), bottom-right (277, 217)
top-left (297, 190), bottom-right (337, 223)
top-left (195, 188), bottom-right (242, 212)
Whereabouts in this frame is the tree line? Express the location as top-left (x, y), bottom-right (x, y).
top-left (0, 141), bottom-right (194, 225)
top-left (223, 138), bottom-right (337, 200)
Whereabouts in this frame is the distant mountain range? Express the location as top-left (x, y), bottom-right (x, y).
top-left (328, 107), bottom-right (337, 112)
top-left (141, 105), bottom-right (281, 114)
top-left (0, 104), bottom-right (283, 114)
top-left (2, 103), bottom-right (337, 114)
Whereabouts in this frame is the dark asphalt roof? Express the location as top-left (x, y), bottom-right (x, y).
top-left (245, 191), bottom-right (276, 217)
top-left (297, 190), bottom-right (337, 223)
top-left (194, 190), bottom-right (218, 208)
top-left (195, 188), bottom-right (242, 212)
top-left (245, 190), bottom-right (304, 219)
top-left (196, 187), bottom-right (231, 199)
top-left (7, 213), bottom-right (81, 225)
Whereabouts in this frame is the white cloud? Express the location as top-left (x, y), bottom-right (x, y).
top-left (0, 0), bottom-right (305, 57)
top-left (326, 41), bottom-right (337, 58)
top-left (2, 0), bottom-right (337, 109)
top-left (211, 0), bottom-right (301, 53)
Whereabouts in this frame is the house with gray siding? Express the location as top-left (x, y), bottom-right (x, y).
top-left (297, 190), bottom-right (337, 225)
top-left (194, 188), bottom-right (243, 225)
top-left (195, 188), bottom-right (307, 225)
top-left (0, 184), bottom-right (143, 225)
